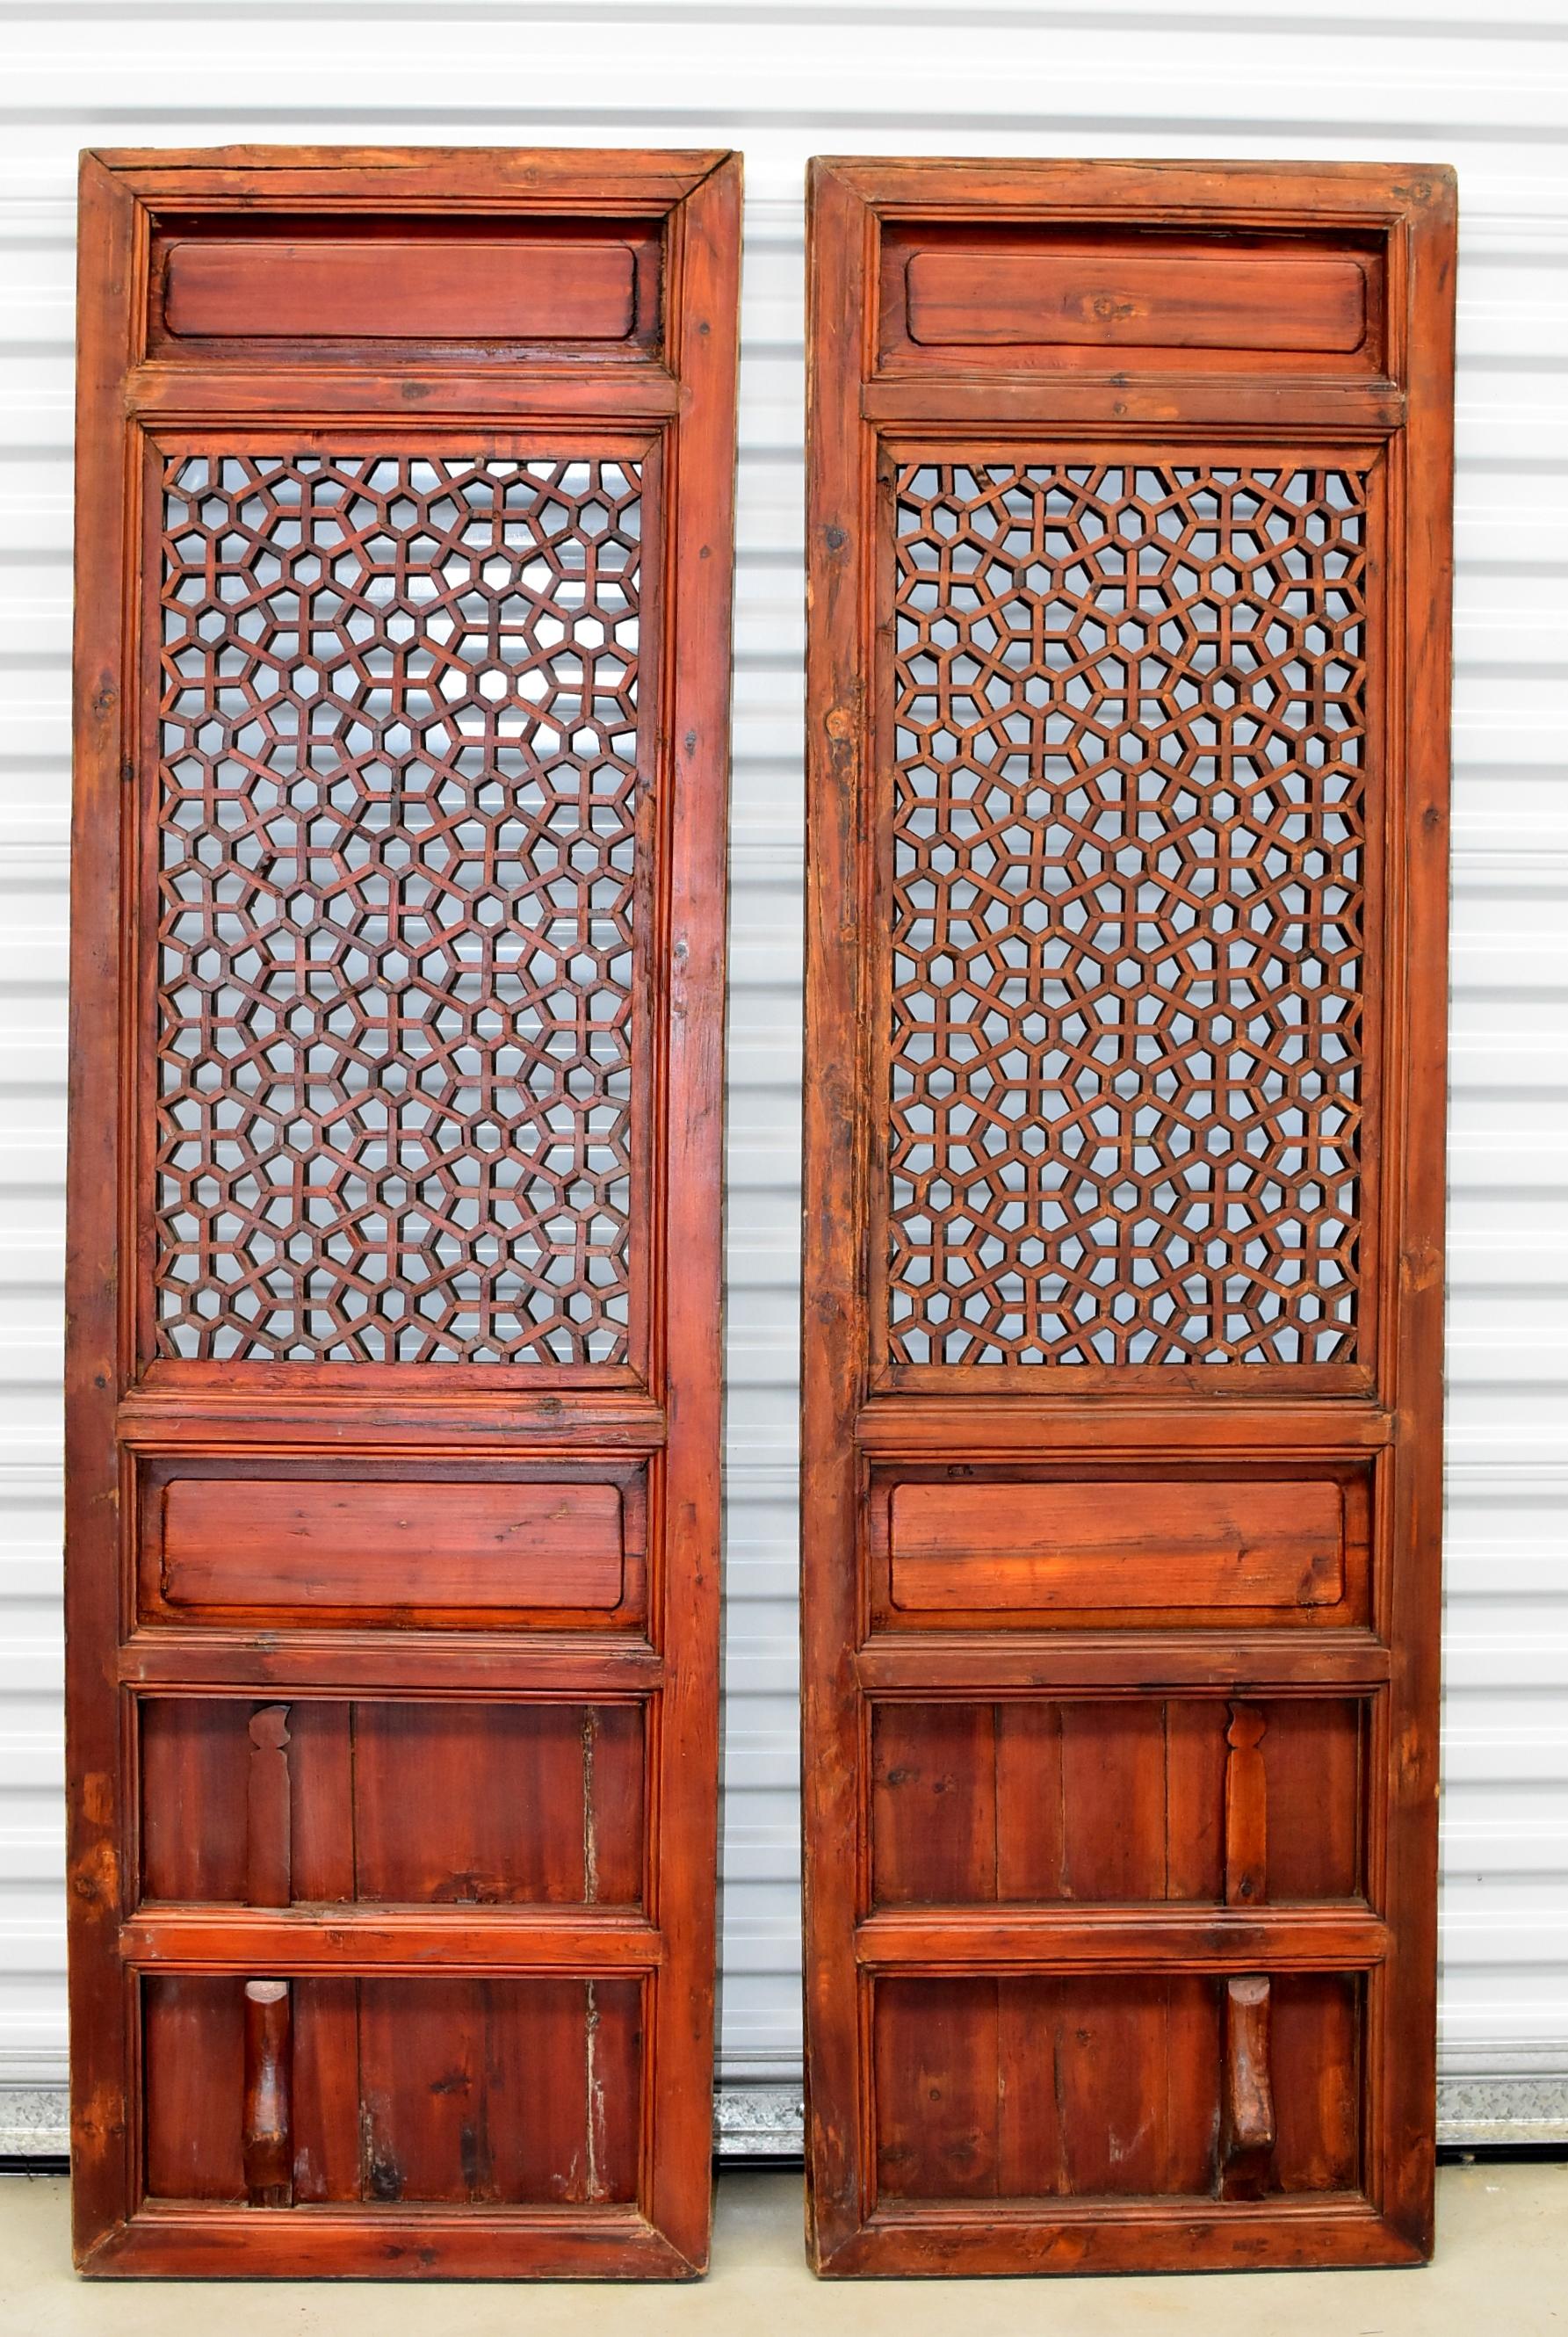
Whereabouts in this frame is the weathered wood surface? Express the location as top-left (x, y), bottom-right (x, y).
top-left (67, 145), bottom-right (741, 2280)
top-left (801, 154), bottom-right (1454, 2277)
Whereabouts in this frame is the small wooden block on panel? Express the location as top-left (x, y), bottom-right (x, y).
top-left (888, 1480), bottom-right (1345, 1612)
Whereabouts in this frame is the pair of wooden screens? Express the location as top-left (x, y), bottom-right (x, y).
top-left (67, 149), bottom-right (1454, 2280)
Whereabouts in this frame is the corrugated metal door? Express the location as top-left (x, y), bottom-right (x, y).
top-left (2, 0), bottom-right (1565, 2154)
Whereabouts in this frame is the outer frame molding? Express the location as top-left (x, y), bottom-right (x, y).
top-left (801, 156), bottom-right (1455, 2277)
top-left (68, 146), bottom-right (740, 2278)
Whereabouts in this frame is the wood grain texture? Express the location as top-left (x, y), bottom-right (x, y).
top-left (1224, 1705), bottom-right (1268, 1910)
top-left (871, 1696), bottom-right (1266, 1906)
top-left (904, 246), bottom-right (1368, 352)
top-left (163, 237), bottom-right (639, 342)
top-left (874, 1975), bottom-right (1224, 2202)
top-left (160, 1480), bottom-right (625, 1613)
top-left (139, 1697), bottom-right (645, 1908)
top-left (245, 1707), bottom-right (292, 1910)
top-left (801, 154), bottom-right (1454, 2277)
top-left (242, 1981), bottom-right (293, 2207)
top-left (67, 144), bottom-right (740, 2281)
top-left (888, 1481), bottom-right (1345, 1613)
top-left (1220, 1975), bottom-right (1275, 2200)
top-left (143, 1977), bottom-right (246, 2202)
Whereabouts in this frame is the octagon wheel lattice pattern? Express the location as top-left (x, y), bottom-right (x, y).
top-left (155, 452), bottom-right (644, 1364)
top-left (888, 460), bottom-right (1369, 1368)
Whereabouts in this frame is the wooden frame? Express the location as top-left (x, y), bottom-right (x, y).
top-left (801, 157), bottom-right (1454, 2276)
top-left (68, 146), bottom-right (740, 2278)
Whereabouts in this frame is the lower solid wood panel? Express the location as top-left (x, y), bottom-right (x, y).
top-left (871, 1698), bottom-right (1363, 1906)
top-left (140, 1697), bottom-right (646, 1907)
top-left (143, 1973), bottom-right (643, 2208)
top-left (142, 1977), bottom-right (248, 2201)
top-left (1272, 1972), bottom-right (1362, 2191)
top-left (871, 1972), bottom-right (1360, 2205)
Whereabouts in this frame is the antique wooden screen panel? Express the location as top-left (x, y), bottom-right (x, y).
top-left (802, 159), bottom-right (1454, 2276)
top-left (68, 147), bottom-right (740, 2279)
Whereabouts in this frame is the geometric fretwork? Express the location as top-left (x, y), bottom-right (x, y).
top-left (889, 461), bottom-right (1367, 1365)
top-left (155, 453), bottom-right (642, 1363)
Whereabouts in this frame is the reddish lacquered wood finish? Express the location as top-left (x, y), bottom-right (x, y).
top-left (163, 236), bottom-right (641, 344)
top-left (802, 157), bottom-right (1454, 2276)
top-left (68, 146), bottom-right (741, 2279)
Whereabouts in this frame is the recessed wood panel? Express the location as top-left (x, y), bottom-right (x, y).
top-left (878, 219), bottom-right (1387, 378)
top-left (140, 1697), bottom-right (646, 1907)
top-left (142, 1974), bottom-right (642, 2206)
top-left (888, 1480), bottom-right (1345, 1613)
top-left (1271, 1973), bottom-right (1362, 2191)
top-left (904, 246), bottom-right (1368, 352)
top-left (871, 1698), bottom-right (1363, 1906)
top-left (142, 1976), bottom-right (248, 2202)
top-left (163, 236), bottom-right (639, 344)
top-left (872, 1972), bottom-right (1363, 2204)
top-left (158, 1479), bottom-right (625, 1613)
top-left (356, 1977), bottom-right (642, 2204)
top-left (874, 1975), bottom-right (1223, 2202)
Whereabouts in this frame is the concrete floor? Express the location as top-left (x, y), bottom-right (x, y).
top-left (0, 2165), bottom-right (1564, 2334)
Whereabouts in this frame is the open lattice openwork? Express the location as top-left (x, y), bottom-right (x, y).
top-left (887, 459), bottom-right (1368, 1367)
top-left (155, 452), bottom-right (644, 1364)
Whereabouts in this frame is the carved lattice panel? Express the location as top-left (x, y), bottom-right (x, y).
top-left (888, 459), bottom-right (1369, 1367)
top-left (155, 452), bottom-right (644, 1364)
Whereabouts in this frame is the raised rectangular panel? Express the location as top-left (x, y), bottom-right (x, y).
top-left (904, 244), bottom-right (1369, 353)
top-left (158, 1479), bottom-right (625, 1614)
top-left (887, 1480), bottom-right (1346, 1614)
top-left (878, 220), bottom-right (1386, 378)
top-left (868, 1466), bottom-right (1372, 1632)
top-left (163, 235), bottom-right (640, 344)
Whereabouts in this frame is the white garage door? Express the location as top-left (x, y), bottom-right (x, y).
top-left (0, 0), bottom-right (1564, 2157)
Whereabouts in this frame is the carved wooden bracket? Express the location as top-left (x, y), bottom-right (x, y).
top-left (242, 1979), bottom-right (293, 2208)
top-left (1225, 1702), bottom-right (1268, 1908)
top-left (247, 1704), bottom-right (292, 1909)
top-left (1220, 1973), bottom-right (1276, 2202)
